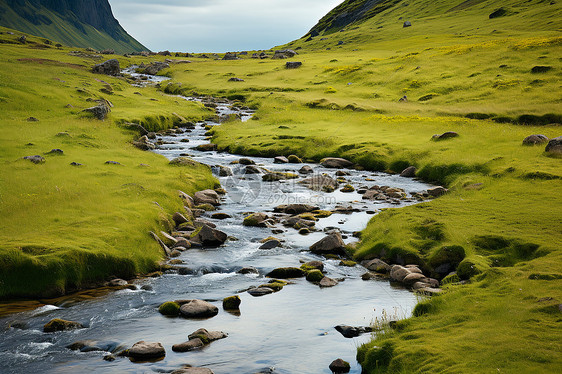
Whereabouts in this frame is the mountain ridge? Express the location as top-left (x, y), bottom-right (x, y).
top-left (0, 0), bottom-right (147, 53)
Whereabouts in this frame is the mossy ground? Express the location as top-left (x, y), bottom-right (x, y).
top-left (0, 27), bottom-right (217, 299)
top-left (148, 0), bottom-right (561, 372)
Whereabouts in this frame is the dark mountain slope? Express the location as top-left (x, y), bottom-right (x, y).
top-left (0, 0), bottom-right (147, 53)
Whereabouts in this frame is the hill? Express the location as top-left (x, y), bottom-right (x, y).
top-left (0, 0), bottom-right (147, 53)
top-left (146, 0), bottom-right (561, 372)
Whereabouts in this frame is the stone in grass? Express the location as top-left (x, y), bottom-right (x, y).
top-left (222, 295), bottom-right (241, 310)
top-left (522, 134), bottom-right (549, 146)
top-left (43, 318), bottom-right (84, 332)
top-left (329, 358), bottom-right (350, 373)
top-left (545, 136), bottom-right (562, 154)
top-left (23, 155), bottom-right (45, 164)
top-left (179, 299), bottom-right (219, 318)
top-left (159, 301), bottom-right (180, 316)
top-left (127, 341), bottom-right (165, 361)
top-left (400, 166), bottom-right (417, 177)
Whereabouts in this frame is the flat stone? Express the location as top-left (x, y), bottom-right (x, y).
top-left (172, 338), bottom-right (204, 352)
top-left (179, 299), bottom-right (219, 318)
top-left (247, 287), bottom-right (274, 297)
top-left (128, 341), bottom-right (165, 360)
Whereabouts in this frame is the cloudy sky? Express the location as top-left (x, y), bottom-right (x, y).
top-left (109, 0), bottom-right (343, 52)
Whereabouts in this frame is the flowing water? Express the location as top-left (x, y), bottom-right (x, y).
top-left (0, 83), bottom-right (434, 374)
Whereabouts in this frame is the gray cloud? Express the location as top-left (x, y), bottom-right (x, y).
top-left (109, 0), bottom-right (343, 52)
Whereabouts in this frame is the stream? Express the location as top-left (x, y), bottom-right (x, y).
top-left (0, 78), bottom-right (434, 374)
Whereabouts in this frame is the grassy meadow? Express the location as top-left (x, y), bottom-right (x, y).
top-left (0, 27), bottom-right (217, 299)
top-left (152, 0), bottom-right (561, 372)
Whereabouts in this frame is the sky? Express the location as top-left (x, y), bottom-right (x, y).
top-left (109, 0), bottom-right (343, 53)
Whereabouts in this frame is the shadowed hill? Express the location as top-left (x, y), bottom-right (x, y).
top-left (0, 0), bottom-right (147, 53)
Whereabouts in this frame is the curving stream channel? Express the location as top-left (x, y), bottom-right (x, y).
top-left (0, 83), bottom-right (435, 374)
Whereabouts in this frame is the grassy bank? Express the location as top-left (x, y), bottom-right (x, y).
top-left (153, 0), bottom-right (561, 371)
top-left (0, 28), bottom-right (217, 299)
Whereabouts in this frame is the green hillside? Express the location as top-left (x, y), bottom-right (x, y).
top-left (0, 0), bottom-right (147, 53)
top-left (147, 0), bottom-right (561, 372)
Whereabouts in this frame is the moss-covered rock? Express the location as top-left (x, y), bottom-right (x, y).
top-left (43, 318), bottom-right (84, 333)
top-left (428, 245), bottom-right (466, 276)
top-left (158, 301), bottom-right (180, 316)
top-left (457, 256), bottom-right (489, 280)
top-left (339, 260), bottom-right (357, 267)
top-left (340, 184), bottom-right (355, 193)
top-left (288, 154), bottom-right (303, 163)
top-left (194, 203), bottom-right (216, 211)
top-left (222, 295), bottom-right (241, 310)
top-left (306, 269), bottom-right (325, 282)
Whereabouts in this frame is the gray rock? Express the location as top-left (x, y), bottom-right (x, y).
top-left (248, 287), bottom-right (274, 296)
top-left (319, 277), bottom-right (338, 287)
top-left (222, 52), bottom-right (239, 60)
top-left (128, 341), bottom-right (165, 360)
top-left (218, 165), bottom-right (233, 176)
top-left (23, 155), bottom-right (45, 164)
top-left (335, 325), bottom-right (372, 338)
top-left (194, 189), bottom-right (221, 206)
top-left (173, 212), bottom-right (189, 226)
top-left (274, 156), bottom-right (289, 164)
top-left (310, 232), bottom-right (345, 255)
top-left (274, 204), bottom-right (318, 215)
top-left (286, 61), bottom-right (302, 69)
top-left (172, 367), bottom-right (214, 374)
top-left (427, 186), bottom-right (448, 197)
top-left (238, 266), bottom-right (259, 275)
top-left (403, 21), bottom-right (412, 27)
top-left (299, 165), bottom-right (314, 174)
top-left (139, 62), bottom-right (169, 75)
top-left (299, 175), bottom-right (338, 191)
top-left (320, 157), bottom-right (353, 168)
top-left (390, 265), bottom-right (411, 283)
top-left (172, 338), bottom-right (204, 352)
top-left (92, 59), bottom-right (120, 76)
top-left (188, 328), bottom-right (227, 342)
top-left (82, 101), bottom-right (110, 120)
top-left (363, 259), bottom-right (391, 273)
top-left (238, 158), bottom-right (255, 165)
top-left (522, 134), bottom-right (549, 145)
top-left (245, 165), bottom-right (263, 174)
top-left (329, 358), bottom-right (350, 373)
top-left (259, 239), bottom-right (282, 249)
top-left (400, 166), bottom-right (417, 177)
top-left (545, 136), bottom-right (562, 154)
top-left (43, 318), bottom-right (84, 332)
top-left (190, 224), bottom-right (228, 247)
top-left (179, 299), bottom-right (219, 318)
top-left (432, 131), bottom-right (459, 141)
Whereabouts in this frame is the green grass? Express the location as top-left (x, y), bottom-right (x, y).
top-left (148, 0), bottom-right (562, 372)
top-left (0, 28), bottom-right (217, 299)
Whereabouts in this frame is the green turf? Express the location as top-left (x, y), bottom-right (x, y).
top-left (0, 28), bottom-right (216, 299)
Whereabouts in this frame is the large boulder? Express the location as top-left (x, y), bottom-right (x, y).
top-left (274, 156), bottom-right (289, 164)
top-left (127, 341), bottom-right (165, 360)
top-left (179, 299), bottom-right (219, 318)
top-left (320, 157), bottom-right (353, 169)
top-left (329, 358), bottom-right (351, 373)
top-left (390, 265), bottom-right (411, 283)
top-left (309, 232), bottom-right (345, 255)
top-left (363, 258), bottom-right (391, 273)
top-left (299, 165), bottom-right (314, 174)
top-left (545, 136), bottom-right (562, 154)
top-left (191, 224), bottom-right (227, 247)
top-left (194, 189), bottom-right (221, 206)
top-left (92, 59), bottom-right (120, 76)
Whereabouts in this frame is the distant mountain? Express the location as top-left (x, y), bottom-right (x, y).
top-left (0, 0), bottom-right (147, 53)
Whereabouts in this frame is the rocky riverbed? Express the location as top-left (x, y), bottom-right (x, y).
top-left (0, 76), bottom-right (446, 374)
